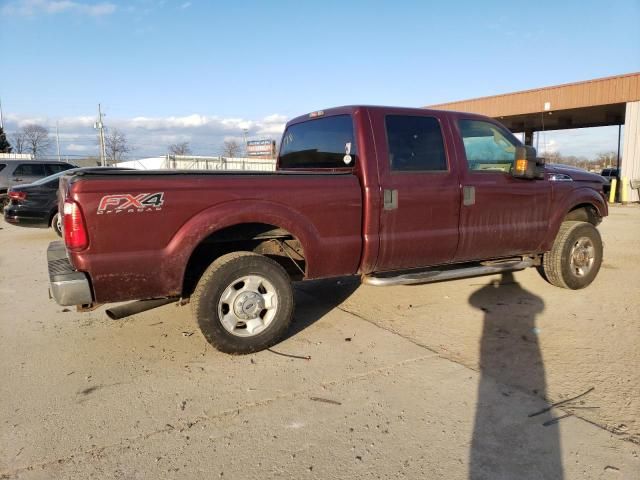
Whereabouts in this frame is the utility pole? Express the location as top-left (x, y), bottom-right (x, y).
top-left (242, 128), bottom-right (249, 157)
top-left (56, 121), bottom-right (61, 161)
top-left (94, 103), bottom-right (107, 166)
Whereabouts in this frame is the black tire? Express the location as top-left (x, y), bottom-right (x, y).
top-left (191, 251), bottom-right (294, 354)
top-left (538, 221), bottom-right (602, 289)
top-left (51, 212), bottom-right (62, 237)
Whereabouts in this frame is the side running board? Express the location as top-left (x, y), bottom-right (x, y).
top-left (362, 258), bottom-right (537, 287)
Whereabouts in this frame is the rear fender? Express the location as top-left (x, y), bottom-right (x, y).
top-left (162, 200), bottom-right (321, 292)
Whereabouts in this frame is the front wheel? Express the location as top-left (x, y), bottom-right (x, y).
top-left (191, 252), bottom-right (294, 354)
top-left (51, 212), bottom-right (62, 237)
top-left (538, 221), bottom-right (603, 289)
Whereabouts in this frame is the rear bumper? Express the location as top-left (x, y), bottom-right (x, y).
top-left (4, 205), bottom-right (49, 228)
top-left (47, 241), bottom-right (93, 306)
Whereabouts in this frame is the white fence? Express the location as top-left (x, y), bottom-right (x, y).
top-left (117, 155), bottom-right (276, 172)
top-left (0, 153), bottom-right (34, 160)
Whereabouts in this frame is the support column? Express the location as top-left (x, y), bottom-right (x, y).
top-left (621, 101), bottom-right (640, 202)
top-left (524, 129), bottom-right (534, 146)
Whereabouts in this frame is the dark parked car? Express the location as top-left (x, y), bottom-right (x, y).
top-left (0, 160), bottom-right (76, 211)
top-left (600, 168), bottom-right (619, 195)
top-left (4, 167), bottom-right (131, 236)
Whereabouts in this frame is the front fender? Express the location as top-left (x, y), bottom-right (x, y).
top-left (541, 186), bottom-right (607, 250)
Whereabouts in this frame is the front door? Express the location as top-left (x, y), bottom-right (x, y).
top-left (372, 109), bottom-right (461, 272)
top-left (453, 118), bottom-right (550, 262)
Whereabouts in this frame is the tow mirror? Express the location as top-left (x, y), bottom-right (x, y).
top-left (512, 145), bottom-right (544, 180)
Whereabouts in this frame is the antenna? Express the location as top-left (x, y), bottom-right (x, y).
top-left (0, 97), bottom-right (4, 129)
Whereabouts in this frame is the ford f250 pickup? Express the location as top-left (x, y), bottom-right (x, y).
top-left (47, 106), bottom-right (607, 353)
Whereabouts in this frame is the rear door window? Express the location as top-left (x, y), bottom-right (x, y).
top-left (13, 163), bottom-right (46, 177)
top-left (279, 115), bottom-right (357, 169)
top-left (46, 164), bottom-right (72, 175)
top-left (0, 163), bottom-right (6, 173)
top-left (385, 115), bottom-right (447, 171)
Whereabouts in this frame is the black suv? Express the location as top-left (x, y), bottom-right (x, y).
top-left (0, 160), bottom-right (76, 210)
top-left (600, 168), bottom-right (619, 195)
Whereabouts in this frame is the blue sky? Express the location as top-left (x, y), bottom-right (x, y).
top-left (1, 0), bottom-right (639, 158)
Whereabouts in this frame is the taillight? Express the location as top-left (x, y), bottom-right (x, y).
top-left (63, 199), bottom-right (88, 251)
top-left (8, 190), bottom-right (27, 201)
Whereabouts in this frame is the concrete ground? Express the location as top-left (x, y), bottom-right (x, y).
top-left (0, 206), bottom-right (639, 479)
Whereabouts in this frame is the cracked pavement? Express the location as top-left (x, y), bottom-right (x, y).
top-left (1, 207), bottom-right (639, 479)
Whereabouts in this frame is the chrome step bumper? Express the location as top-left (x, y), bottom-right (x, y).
top-left (47, 241), bottom-right (93, 306)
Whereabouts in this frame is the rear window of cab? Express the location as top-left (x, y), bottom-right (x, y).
top-left (279, 115), bottom-right (357, 169)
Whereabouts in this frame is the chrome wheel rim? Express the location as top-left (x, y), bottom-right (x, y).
top-left (569, 237), bottom-right (595, 277)
top-left (217, 275), bottom-right (278, 337)
top-left (55, 214), bottom-right (62, 233)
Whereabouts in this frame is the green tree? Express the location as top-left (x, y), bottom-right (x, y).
top-left (0, 126), bottom-right (11, 153)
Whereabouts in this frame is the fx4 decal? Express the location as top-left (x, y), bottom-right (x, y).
top-left (97, 192), bottom-right (165, 214)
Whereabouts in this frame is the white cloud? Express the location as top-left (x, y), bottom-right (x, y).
top-left (180, 1), bottom-right (191, 9)
top-left (1, 0), bottom-right (116, 16)
top-left (66, 143), bottom-right (91, 152)
top-left (2, 112), bottom-right (288, 158)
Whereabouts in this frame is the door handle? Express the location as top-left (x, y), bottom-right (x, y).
top-left (383, 189), bottom-right (398, 210)
top-left (463, 186), bottom-right (475, 206)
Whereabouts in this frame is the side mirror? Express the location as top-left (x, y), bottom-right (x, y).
top-left (512, 145), bottom-right (544, 180)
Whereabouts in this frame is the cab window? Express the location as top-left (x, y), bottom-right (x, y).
top-left (279, 115), bottom-right (357, 169)
top-left (386, 115), bottom-right (447, 171)
top-left (459, 120), bottom-right (519, 173)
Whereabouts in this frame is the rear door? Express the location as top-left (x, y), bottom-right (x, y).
top-left (371, 109), bottom-right (461, 271)
top-left (452, 117), bottom-right (551, 261)
top-left (11, 163), bottom-right (46, 185)
top-left (45, 163), bottom-right (74, 175)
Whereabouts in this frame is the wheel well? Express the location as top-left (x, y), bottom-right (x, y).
top-left (564, 204), bottom-right (601, 225)
top-left (182, 223), bottom-right (306, 297)
top-left (48, 208), bottom-right (58, 224)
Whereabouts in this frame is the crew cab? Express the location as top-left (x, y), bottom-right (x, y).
top-left (47, 106), bottom-right (607, 354)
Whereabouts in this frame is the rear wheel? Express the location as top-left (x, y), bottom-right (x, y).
top-left (51, 212), bottom-right (62, 237)
top-left (538, 221), bottom-right (602, 289)
top-left (191, 252), bottom-right (294, 354)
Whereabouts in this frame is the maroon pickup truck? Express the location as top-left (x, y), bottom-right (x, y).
top-left (47, 106), bottom-right (607, 353)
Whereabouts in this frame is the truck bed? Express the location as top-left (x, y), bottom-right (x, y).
top-left (62, 169), bottom-right (363, 303)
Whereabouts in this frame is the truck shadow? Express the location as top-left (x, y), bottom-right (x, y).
top-left (468, 272), bottom-right (563, 480)
top-left (286, 276), bottom-right (361, 339)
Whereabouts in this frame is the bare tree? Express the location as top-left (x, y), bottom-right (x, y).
top-left (104, 129), bottom-right (132, 164)
top-left (596, 151), bottom-right (618, 169)
top-left (222, 140), bottom-right (240, 158)
top-left (0, 126), bottom-right (11, 153)
top-left (168, 142), bottom-right (191, 156)
top-left (21, 124), bottom-right (52, 158)
top-left (11, 132), bottom-right (26, 153)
